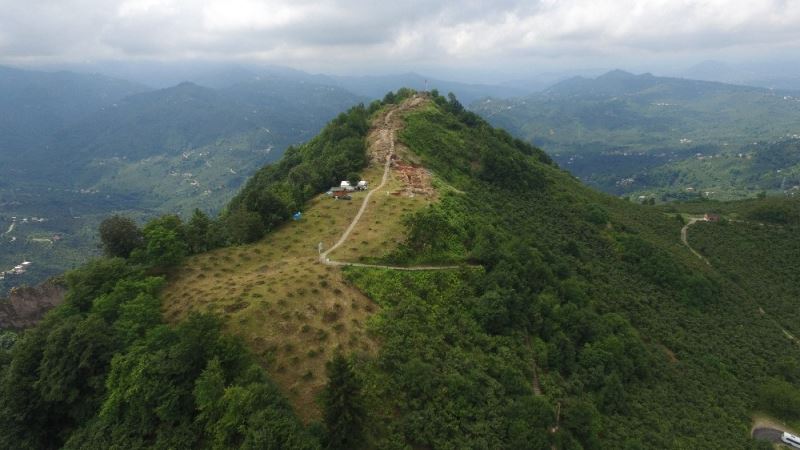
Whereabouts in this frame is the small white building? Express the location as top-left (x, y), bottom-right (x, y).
top-left (340, 181), bottom-right (351, 188)
top-left (357, 180), bottom-right (368, 190)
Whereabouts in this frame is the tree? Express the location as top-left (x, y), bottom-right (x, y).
top-left (99, 215), bottom-right (143, 258)
top-left (186, 209), bottom-right (212, 254)
top-left (447, 92), bottom-right (464, 114)
top-left (599, 372), bottom-right (627, 414)
top-left (226, 207), bottom-right (266, 244)
top-left (322, 352), bottom-right (365, 450)
top-left (562, 398), bottom-right (602, 449)
top-left (136, 217), bottom-right (188, 268)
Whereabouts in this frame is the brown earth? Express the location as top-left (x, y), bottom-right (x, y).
top-left (0, 279), bottom-right (67, 330)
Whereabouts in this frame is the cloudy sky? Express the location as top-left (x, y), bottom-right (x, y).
top-left (2, 0), bottom-right (799, 80)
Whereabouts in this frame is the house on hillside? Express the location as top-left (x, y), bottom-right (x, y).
top-left (704, 213), bottom-right (721, 222)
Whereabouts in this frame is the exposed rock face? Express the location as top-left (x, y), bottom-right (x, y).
top-left (0, 280), bottom-right (66, 330)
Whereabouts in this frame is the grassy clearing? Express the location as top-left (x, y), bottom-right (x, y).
top-left (329, 104), bottom-right (440, 263)
top-left (161, 103), bottom-right (437, 422)
top-left (328, 161), bottom-right (435, 263)
top-left (162, 188), bottom-right (379, 422)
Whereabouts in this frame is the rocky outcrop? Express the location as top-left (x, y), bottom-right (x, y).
top-left (0, 279), bottom-right (66, 330)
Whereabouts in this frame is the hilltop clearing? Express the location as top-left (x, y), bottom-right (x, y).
top-left (163, 96), bottom-right (442, 420)
top-left (2, 90), bottom-right (800, 449)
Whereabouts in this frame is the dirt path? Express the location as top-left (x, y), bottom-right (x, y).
top-left (319, 98), bottom-right (469, 272)
top-left (323, 260), bottom-right (463, 271)
top-left (320, 110), bottom-right (396, 263)
top-left (2, 221), bottom-right (14, 236)
top-left (525, 335), bottom-right (543, 396)
top-left (760, 306), bottom-right (800, 348)
top-left (681, 217), bottom-right (711, 265)
top-left (686, 219), bottom-right (800, 348)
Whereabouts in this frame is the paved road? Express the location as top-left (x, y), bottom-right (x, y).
top-left (753, 427), bottom-right (793, 446)
top-left (680, 217), bottom-right (711, 265)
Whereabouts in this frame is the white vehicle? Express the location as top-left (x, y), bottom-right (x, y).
top-left (357, 180), bottom-right (368, 190)
top-left (340, 180), bottom-right (351, 188)
top-left (783, 432), bottom-right (800, 449)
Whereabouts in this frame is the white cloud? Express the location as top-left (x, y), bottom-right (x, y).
top-left (0, 0), bottom-right (799, 71)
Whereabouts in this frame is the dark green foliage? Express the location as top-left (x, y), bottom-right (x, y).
top-left (226, 104), bottom-right (371, 242)
top-left (393, 201), bottom-right (468, 263)
top-left (98, 215), bottom-right (143, 258)
top-left (322, 352), bottom-right (365, 450)
top-left (133, 214), bottom-right (189, 268)
top-left (186, 209), bottom-right (213, 254)
top-left (757, 378), bottom-right (800, 420)
top-left (618, 235), bottom-right (718, 306)
top-left (62, 313), bottom-right (316, 449)
top-left (0, 312), bottom-right (119, 449)
top-left (561, 398), bottom-right (602, 449)
top-left (4, 90), bottom-right (798, 449)
top-left (1, 230), bottom-right (312, 448)
top-left (195, 366), bottom-right (319, 450)
top-left (344, 94), bottom-right (789, 448)
top-left (347, 268), bottom-right (552, 449)
top-left (0, 331), bottom-right (17, 351)
top-left (225, 207), bottom-right (267, 244)
top-left (584, 203), bottom-right (610, 225)
top-left (746, 201), bottom-right (799, 225)
top-left (400, 93), bottom-right (553, 190)
top-left (75, 315), bottom-right (231, 448)
top-left (63, 258), bottom-right (135, 312)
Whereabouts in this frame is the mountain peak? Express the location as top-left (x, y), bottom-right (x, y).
top-left (598, 69), bottom-right (637, 80)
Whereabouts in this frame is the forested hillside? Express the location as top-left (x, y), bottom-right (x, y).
top-left (472, 70), bottom-right (800, 200)
top-left (0, 65), bottom-right (147, 161)
top-left (1, 91), bottom-right (797, 449)
top-left (0, 70), bottom-right (364, 294)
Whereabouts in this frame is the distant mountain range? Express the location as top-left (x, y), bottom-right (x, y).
top-left (472, 70), bottom-right (800, 199)
top-left (3, 63), bottom-right (800, 293)
top-left (0, 65), bottom-right (365, 293)
top-left (0, 66), bottom-right (147, 159)
top-left (681, 60), bottom-right (800, 91)
top-left (36, 61), bottom-right (535, 103)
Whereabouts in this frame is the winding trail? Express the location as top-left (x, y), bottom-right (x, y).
top-left (681, 217), bottom-right (711, 265)
top-left (681, 216), bottom-right (800, 348)
top-left (320, 111), bottom-right (396, 264)
top-left (319, 102), bottom-right (467, 272)
top-left (2, 221), bottom-right (15, 236)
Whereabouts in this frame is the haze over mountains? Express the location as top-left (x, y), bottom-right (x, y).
top-left (474, 69), bottom-right (800, 200)
top-left (681, 60), bottom-right (800, 91)
top-left (3, 62), bottom-right (800, 294)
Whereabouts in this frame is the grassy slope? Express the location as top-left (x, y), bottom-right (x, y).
top-left (163, 180), bottom-right (378, 421)
top-left (162, 102), bottom-right (438, 421)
